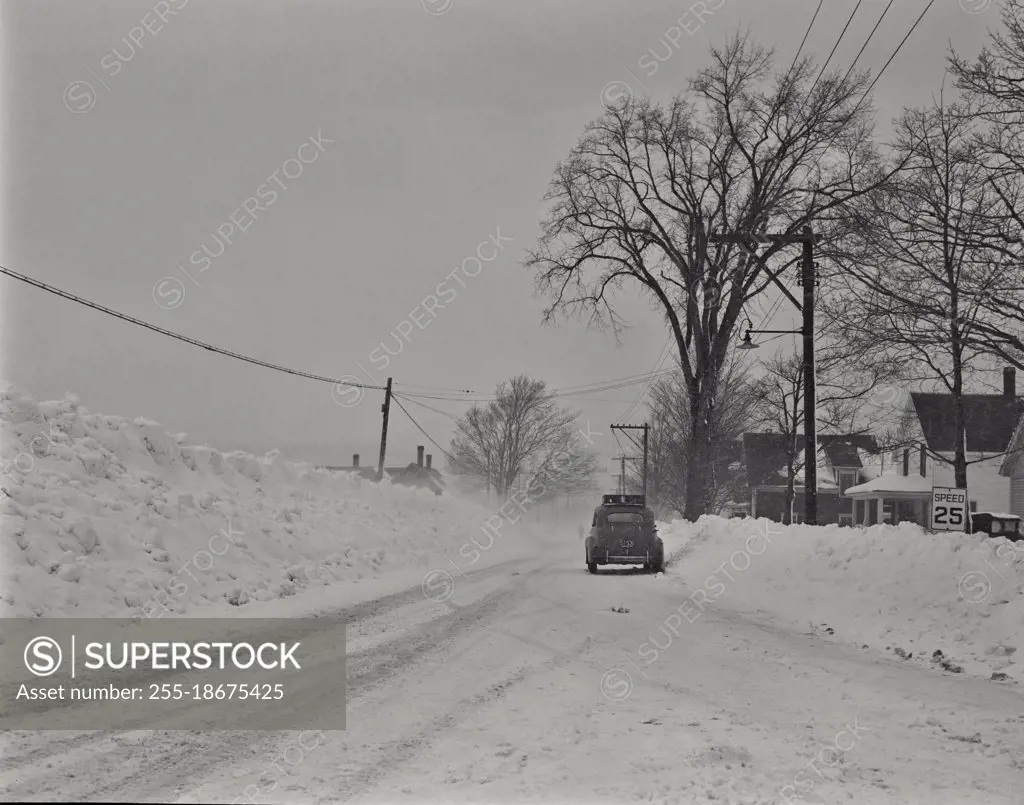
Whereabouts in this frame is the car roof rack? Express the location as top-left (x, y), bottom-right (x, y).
top-left (602, 494), bottom-right (645, 507)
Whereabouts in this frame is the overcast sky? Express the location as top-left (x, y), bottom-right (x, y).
top-left (0, 0), bottom-right (998, 471)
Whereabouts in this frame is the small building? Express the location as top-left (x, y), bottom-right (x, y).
top-left (320, 446), bottom-right (444, 495)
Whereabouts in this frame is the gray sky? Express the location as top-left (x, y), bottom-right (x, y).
top-left (0, 0), bottom-right (997, 470)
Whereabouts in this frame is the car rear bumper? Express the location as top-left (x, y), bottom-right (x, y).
top-left (592, 548), bottom-right (659, 565)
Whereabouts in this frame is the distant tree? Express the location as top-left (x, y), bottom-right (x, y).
top-left (447, 375), bottom-right (597, 499)
top-left (526, 32), bottom-right (890, 519)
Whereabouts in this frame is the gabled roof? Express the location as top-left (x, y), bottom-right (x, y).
top-left (910, 393), bottom-right (1024, 453)
top-left (819, 434), bottom-right (878, 468)
top-left (741, 432), bottom-right (877, 487)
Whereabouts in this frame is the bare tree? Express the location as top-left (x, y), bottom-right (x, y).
top-left (447, 375), bottom-right (595, 498)
top-left (948, 0), bottom-right (1024, 367)
top-left (750, 341), bottom-right (901, 522)
top-left (644, 357), bottom-right (756, 516)
top-left (827, 96), bottom-right (1021, 488)
top-left (525, 32), bottom-right (889, 519)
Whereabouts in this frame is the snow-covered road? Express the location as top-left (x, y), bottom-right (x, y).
top-left (3, 542), bottom-right (1022, 804)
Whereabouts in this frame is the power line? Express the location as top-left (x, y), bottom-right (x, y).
top-left (617, 333), bottom-right (674, 422)
top-left (787, 0), bottom-right (824, 78)
top-left (841, 0), bottom-right (896, 85)
top-left (393, 382), bottom-right (476, 394)
top-left (389, 391), bottom-right (458, 419)
top-left (856, 0), bottom-right (936, 110)
top-left (809, 0), bottom-right (864, 95)
top-left (0, 266), bottom-right (386, 391)
top-left (391, 395), bottom-right (453, 461)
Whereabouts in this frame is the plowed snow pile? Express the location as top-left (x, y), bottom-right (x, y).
top-left (659, 516), bottom-right (1024, 683)
top-left (0, 384), bottom-right (525, 618)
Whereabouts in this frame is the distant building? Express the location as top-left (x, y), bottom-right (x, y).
top-left (740, 432), bottom-right (879, 524)
top-left (320, 445), bottom-right (444, 495)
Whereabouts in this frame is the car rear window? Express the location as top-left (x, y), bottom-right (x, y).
top-left (606, 512), bottom-right (643, 524)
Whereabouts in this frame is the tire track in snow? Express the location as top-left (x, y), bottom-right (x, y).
top-left (0, 557), bottom-right (533, 802)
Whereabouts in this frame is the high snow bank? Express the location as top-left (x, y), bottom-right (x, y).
top-left (0, 385), bottom-right (530, 618)
top-left (659, 516), bottom-right (1024, 683)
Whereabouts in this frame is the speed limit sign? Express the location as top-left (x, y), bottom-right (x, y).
top-left (931, 487), bottom-right (968, 531)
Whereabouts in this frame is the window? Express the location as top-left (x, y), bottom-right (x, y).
top-left (838, 471), bottom-right (858, 494)
top-left (970, 501), bottom-right (978, 513)
top-left (606, 513), bottom-right (643, 524)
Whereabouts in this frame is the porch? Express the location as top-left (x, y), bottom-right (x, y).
top-left (844, 474), bottom-right (933, 527)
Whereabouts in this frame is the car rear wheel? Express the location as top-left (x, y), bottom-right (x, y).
top-left (586, 557), bottom-right (597, 574)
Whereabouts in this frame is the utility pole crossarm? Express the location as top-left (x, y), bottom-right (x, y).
top-left (707, 231), bottom-right (820, 245)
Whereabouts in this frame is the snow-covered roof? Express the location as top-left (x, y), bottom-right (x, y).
top-left (844, 474), bottom-right (934, 497)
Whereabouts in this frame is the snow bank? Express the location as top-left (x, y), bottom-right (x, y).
top-left (658, 515), bottom-right (1024, 683)
top-left (0, 384), bottom-right (530, 618)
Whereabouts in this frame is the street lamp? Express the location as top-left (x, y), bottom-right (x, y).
top-left (737, 316), bottom-right (818, 524)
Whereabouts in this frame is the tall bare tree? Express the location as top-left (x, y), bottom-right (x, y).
top-left (826, 96), bottom-right (1021, 488)
top-left (948, 0), bottom-right (1024, 367)
top-left (447, 375), bottom-right (595, 498)
top-left (525, 32), bottom-right (889, 518)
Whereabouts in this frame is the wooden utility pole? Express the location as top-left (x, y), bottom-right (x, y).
top-left (642, 424), bottom-right (649, 498)
top-left (707, 225), bottom-right (818, 524)
top-left (377, 376), bottom-right (393, 481)
top-left (611, 422), bottom-right (650, 498)
top-left (800, 233), bottom-right (817, 525)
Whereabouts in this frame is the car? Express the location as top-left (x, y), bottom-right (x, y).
top-left (585, 494), bottom-right (664, 574)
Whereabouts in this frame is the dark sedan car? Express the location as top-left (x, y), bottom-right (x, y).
top-left (585, 494), bottom-right (664, 574)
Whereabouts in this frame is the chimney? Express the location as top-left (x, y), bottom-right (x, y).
top-left (417, 445), bottom-right (424, 467)
top-left (902, 449), bottom-right (909, 477)
top-left (352, 453), bottom-right (359, 468)
top-left (426, 454), bottom-right (432, 470)
top-left (919, 444), bottom-right (926, 477)
top-left (1005, 367), bottom-right (1016, 397)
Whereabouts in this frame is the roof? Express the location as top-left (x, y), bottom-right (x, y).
top-left (319, 463), bottom-right (445, 493)
top-left (819, 434), bottom-right (877, 468)
top-left (910, 392), bottom-right (1024, 453)
top-left (742, 432), bottom-right (877, 487)
top-left (844, 474), bottom-right (934, 497)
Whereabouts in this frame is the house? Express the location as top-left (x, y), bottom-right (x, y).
top-left (740, 432), bottom-right (879, 524)
top-left (998, 406), bottom-right (1024, 517)
top-left (890, 367), bottom-right (1023, 517)
top-left (320, 445), bottom-right (445, 495)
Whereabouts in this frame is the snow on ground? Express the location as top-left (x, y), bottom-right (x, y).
top-left (658, 515), bottom-right (1024, 684)
top-left (0, 384), bottom-right (532, 619)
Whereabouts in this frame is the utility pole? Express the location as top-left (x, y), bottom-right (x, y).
top-left (642, 424), bottom-right (649, 498)
top-left (611, 423), bottom-right (650, 498)
top-left (708, 225), bottom-right (818, 525)
top-left (620, 456), bottom-right (626, 494)
top-left (377, 377), bottom-right (393, 481)
top-left (800, 231), bottom-right (817, 526)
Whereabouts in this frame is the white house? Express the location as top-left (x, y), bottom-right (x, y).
top-left (998, 410), bottom-right (1024, 517)
top-left (889, 367), bottom-right (1022, 517)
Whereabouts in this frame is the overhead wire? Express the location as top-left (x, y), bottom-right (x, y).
top-left (0, 266), bottom-right (386, 390)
